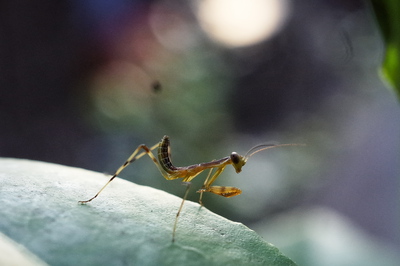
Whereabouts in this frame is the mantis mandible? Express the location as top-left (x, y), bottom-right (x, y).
top-left (79, 135), bottom-right (303, 242)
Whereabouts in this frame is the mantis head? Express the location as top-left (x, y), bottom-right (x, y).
top-left (230, 152), bottom-right (246, 173)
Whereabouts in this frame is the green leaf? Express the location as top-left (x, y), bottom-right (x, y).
top-left (370, 0), bottom-right (400, 99)
top-left (0, 158), bottom-right (296, 266)
top-left (0, 232), bottom-right (48, 266)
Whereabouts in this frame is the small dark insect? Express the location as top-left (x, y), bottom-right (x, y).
top-left (151, 80), bottom-right (162, 93)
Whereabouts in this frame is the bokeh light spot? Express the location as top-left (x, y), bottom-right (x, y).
top-left (196, 0), bottom-right (291, 47)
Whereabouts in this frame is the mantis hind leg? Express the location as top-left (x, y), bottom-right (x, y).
top-left (78, 142), bottom-right (160, 204)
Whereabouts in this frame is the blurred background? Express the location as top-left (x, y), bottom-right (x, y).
top-left (0, 0), bottom-right (399, 265)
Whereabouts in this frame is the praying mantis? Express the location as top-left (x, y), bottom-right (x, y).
top-left (79, 135), bottom-right (303, 242)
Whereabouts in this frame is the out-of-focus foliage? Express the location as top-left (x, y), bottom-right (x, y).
top-left (253, 207), bottom-right (400, 266)
top-left (370, 0), bottom-right (400, 99)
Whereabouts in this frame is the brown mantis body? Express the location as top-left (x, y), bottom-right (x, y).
top-left (79, 135), bottom-right (302, 242)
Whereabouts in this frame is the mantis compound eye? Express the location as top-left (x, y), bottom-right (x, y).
top-left (230, 152), bottom-right (240, 164)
